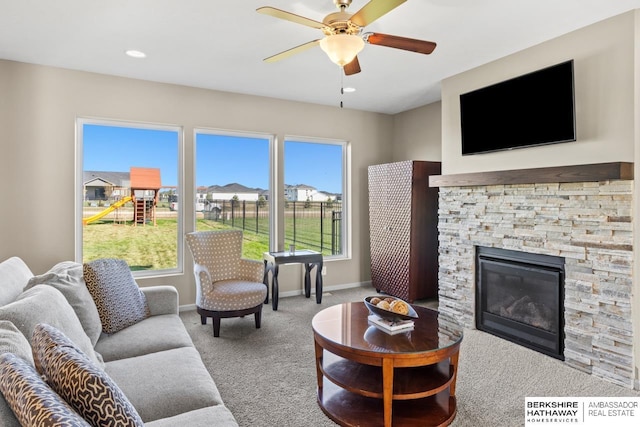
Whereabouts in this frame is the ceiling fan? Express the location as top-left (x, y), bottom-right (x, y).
top-left (257, 0), bottom-right (436, 75)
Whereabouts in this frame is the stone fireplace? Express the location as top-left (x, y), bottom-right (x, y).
top-left (430, 163), bottom-right (636, 389)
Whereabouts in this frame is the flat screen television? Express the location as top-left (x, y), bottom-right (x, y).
top-left (460, 60), bottom-right (576, 155)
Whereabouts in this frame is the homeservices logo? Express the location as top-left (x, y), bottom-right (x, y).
top-left (525, 397), bottom-right (640, 426)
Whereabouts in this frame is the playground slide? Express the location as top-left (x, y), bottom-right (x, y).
top-left (82, 196), bottom-right (133, 225)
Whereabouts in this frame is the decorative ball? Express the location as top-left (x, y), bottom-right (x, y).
top-left (376, 300), bottom-right (391, 310)
top-left (390, 300), bottom-right (409, 315)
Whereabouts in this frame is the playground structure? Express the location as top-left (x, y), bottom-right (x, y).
top-left (130, 167), bottom-right (161, 226)
top-left (82, 196), bottom-right (133, 225)
top-left (83, 167), bottom-right (161, 226)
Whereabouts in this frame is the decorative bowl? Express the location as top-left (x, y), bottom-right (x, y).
top-left (364, 296), bottom-right (418, 323)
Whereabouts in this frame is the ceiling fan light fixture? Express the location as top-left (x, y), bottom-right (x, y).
top-left (319, 34), bottom-right (364, 67)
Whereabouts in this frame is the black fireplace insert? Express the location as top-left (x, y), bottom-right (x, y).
top-left (476, 246), bottom-right (565, 359)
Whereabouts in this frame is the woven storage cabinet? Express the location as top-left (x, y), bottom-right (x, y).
top-left (367, 160), bottom-right (441, 302)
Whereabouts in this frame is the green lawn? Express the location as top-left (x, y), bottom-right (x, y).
top-left (83, 214), bottom-right (340, 271)
top-left (195, 220), bottom-right (269, 260)
top-left (83, 219), bottom-right (271, 270)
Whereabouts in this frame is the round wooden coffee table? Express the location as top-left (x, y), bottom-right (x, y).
top-left (312, 302), bottom-right (463, 427)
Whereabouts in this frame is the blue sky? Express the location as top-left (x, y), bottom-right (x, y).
top-left (83, 124), bottom-right (343, 194)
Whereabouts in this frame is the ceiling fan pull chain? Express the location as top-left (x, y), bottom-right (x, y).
top-left (340, 68), bottom-right (344, 108)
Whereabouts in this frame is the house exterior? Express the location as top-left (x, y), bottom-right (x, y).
top-left (206, 183), bottom-right (261, 201)
top-left (83, 171), bottom-right (130, 201)
top-left (196, 186), bottom-right (208, 202)
top-left (285, 184), bottom-right (334, 202)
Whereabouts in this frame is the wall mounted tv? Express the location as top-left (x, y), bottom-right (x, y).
top-left (460, 60), bottom-right (576, 156)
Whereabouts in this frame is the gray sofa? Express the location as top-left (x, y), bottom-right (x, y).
top-left (0, 256), bottom-right (238, 426)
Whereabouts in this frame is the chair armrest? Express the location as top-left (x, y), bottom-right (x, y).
top-left (140, 286), bottom-right (179, 316)
top-left (239, 258), bottom-right (265, 283)
top-left (193, 263), bottom-right (213, 306)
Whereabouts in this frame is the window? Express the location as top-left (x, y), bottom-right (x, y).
top-left (77, 119), bottom-right (182, 274)
top-left (284, 138), bottom-right (347, 257)
top-left (194, 130), bottom-right (272, 260)
top-left (77, 120), bottom-right (348, 274)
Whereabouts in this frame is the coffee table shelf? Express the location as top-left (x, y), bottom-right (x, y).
top-left (312, 303), bottom-right (463, 427)
top-left (321, 355), bottom-right (455, 400)
top-left (319, 380), bottom-right (456, 427)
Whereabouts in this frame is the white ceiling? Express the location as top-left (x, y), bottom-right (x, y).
top-left (1, 0), bottom-right (639, 114)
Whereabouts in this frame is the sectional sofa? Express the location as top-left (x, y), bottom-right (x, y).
top-left (0, 256), bottom-right (238, 426)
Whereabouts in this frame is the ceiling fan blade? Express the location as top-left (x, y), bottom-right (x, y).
top-left (263, 39), bottom-right (321, 63)
top-left (343, 56), bottom-right (361, 76)
top-left (350, 0), bottom-right (407, 27)
top-left (257, 6), bottom-right (325, 29)
top-left (364, 32), bottom-right (437, 55)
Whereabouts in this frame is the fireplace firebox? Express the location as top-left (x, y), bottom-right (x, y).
top-left (476, 247), bottom-right (565, 359)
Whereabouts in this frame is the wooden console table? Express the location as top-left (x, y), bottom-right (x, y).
top-left (262, 250), bottom-right (323, 311)
top-left (312, 303), bottom-right (463, 427)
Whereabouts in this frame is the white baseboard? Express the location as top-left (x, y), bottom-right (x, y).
top-left (179, 304), bottom-right (197, 313)
top-left (278, 280), bottom-right (371, 298)
top-left (178, 281), bottom-right (372, 313)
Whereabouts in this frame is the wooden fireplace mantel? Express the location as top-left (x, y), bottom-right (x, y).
top-left (428, 162), bottom-right (633, 187)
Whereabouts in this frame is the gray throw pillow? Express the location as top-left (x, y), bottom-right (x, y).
top-left (0, 320), bottom-right (34, 367)
top-left (32, 324), bottom-right (144, 427)
top-left (0, 257), bottom-right (33, 306)
top-left (0, 352), bottom-right (90, 427)
top-left (0, 285), bottom-right (104, 368)
top-left (26, 261), bottom-right (102, 346)
top-left (83, 259), bottom-right (150, 334)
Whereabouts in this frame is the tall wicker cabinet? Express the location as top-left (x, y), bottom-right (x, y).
top-left (367, 160), bottom-right (441, 302)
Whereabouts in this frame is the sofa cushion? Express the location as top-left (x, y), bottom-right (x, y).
top-left (32, 324), bottom-right (144, 427)
top-left (0, 394), bottom-right (20, 427)
top-left (0, 257), bottom-right (33, 306)
top-left (26, 261), bottom-right (102, 346)
top-left (105, 347), bottom-right (224, 422)
top-left (144, 405), bottom-right (238, 427)
top-left (83, 259), bottom-right (150, 334)
top-left (0, 320), bottom-right (34, 367)
top-left (0, 352), bottom-right (90, 427)
top-left (0, 285), bottom-right (104, 368)
top-left (95, 314), bottom-right (194, 362)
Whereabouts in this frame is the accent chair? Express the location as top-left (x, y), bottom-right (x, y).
top-left (185, 230), bottom-right (267, 337)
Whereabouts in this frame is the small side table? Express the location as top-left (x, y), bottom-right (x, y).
top-left (263, 250), bottom-right (323, 311)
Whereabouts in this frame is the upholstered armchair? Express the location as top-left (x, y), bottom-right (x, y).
top-left (185, 230), bottom-right (268, 337)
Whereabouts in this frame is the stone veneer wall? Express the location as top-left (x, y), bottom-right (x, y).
top-left (437, 180), bottom-right (635, 388)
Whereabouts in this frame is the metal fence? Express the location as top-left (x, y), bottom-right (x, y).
top-left (203, 199), bottom-right (342, 255)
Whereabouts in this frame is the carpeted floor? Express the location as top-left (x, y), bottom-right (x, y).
top-left (180, 286), bottom-right (640, 426)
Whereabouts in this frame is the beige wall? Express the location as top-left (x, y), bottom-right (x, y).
top-left (441, 11), bottom-right (636, 175)
top-left (392, 102), bottom-right (442, 162)
top-left (0, 59), bottom-right (394, 305)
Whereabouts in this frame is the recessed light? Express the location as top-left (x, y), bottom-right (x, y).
top-left (342, 87), bottom-right (356, 93)
top-left (125, 50), bottom-right (146, 58)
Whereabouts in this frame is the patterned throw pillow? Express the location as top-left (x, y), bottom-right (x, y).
top-left (83, 259), bottom-right (150, 334)
top-left (0, 352), bottom-right (90, 427)
top-left (32, 323), bottom-right (144, 427)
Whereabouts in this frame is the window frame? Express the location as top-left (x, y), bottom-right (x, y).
top-left (283, 135), bottom-right (350, 260)
top-left (75, 117), bottom-right (184, 277)
top-left (193, 127), bottom-right (276, 257)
